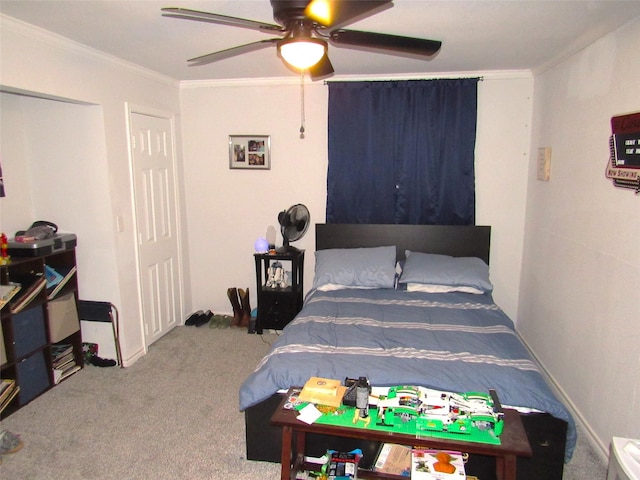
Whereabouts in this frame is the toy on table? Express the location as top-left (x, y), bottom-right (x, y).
top-left (376, 386), bottom-right (504, 438)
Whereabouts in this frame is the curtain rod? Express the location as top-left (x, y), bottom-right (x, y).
top-left (324, 76), bottom-right (484, 85)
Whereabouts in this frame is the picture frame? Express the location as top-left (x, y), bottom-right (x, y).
top-left (229, 135), bottom-right (271, 170)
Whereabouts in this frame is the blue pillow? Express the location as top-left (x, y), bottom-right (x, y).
top-left (312, 246), bottom-right (397, 290)
top-left (398, 251), bottom-right (493, 293)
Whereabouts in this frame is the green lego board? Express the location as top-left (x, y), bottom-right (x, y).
top-left (308, 404), bottom-right (502, 445)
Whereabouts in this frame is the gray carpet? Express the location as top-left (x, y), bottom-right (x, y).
top-left (0, 326), bottom-right (606, 479)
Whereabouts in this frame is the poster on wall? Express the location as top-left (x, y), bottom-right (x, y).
top-left (606, 111), bottom-right (640, 193)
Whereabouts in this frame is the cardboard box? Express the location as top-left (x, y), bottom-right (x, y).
top-left (411, 449), bottom-right (466, 479)
top-left (47, 293), bottom-right (80, 343)
top-left (373, 443), bottom-right (412, 475)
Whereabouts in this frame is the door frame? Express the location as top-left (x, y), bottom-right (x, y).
top-left (125, 102), bottom-right (184, 352)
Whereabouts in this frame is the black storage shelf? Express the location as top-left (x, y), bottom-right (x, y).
top-left (1, 246), bottom-right (82, 418)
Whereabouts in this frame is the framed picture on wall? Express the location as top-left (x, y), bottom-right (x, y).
top-left (229, 135), bottom-right (271, 170)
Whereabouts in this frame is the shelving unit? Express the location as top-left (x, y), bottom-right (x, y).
top-left (0, 245), bottom-right (82, 418)
top-left (254, 249), bottom-right (305, 334)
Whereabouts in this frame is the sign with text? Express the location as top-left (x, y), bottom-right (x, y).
top-left (606, 111), bottom-right (640, 192)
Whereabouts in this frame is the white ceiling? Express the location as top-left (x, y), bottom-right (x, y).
top-left (1, 0), bottom-right (639, 82)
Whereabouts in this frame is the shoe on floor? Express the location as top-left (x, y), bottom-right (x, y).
top-left (89, 355), bottom-right (117, 367)
top-left (185, 310), bottom-right (204, 326)
top-left (0, 430), bottom-right (24, 456)
top-left (194, 310), bottom-right (213, 327)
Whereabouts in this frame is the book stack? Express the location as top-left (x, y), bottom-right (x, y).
top-left (0, 282), bottom-right (21, 311)
top-left (9, 274), bottom-right (46, 314)
top-left (52, 344), bottom-right (81, 384)
top-left (0, 378), bottom-right (20, 414)
top-left (411, 449), bottom-right (466, 479)
top-left (45, 264), bottom-right (77, 300)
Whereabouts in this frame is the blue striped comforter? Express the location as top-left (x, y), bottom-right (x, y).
top-left (239, 288), bottom-right (575, 459)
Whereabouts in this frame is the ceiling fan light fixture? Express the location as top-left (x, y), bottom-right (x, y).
top-left (278, 37), bottom-right (327, 70)
top-left (305, 0), bottom-right (332, 25)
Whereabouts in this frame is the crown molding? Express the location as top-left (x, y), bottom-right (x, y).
top-left (179, 69), bottom-right (532, 89)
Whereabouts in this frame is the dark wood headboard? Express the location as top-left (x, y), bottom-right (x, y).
top-left (315, 224), bottom-right (491, 264)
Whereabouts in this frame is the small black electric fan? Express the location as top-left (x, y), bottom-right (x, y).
top-left (276, 204), bottom-right (310, 252)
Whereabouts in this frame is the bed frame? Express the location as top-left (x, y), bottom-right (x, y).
top-left (316, 223), bottom-right (491, 263)
top-left (244, 224), bottom-right (567, 480)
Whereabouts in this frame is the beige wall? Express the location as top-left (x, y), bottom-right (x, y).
top-left (180, 75), bottom-right (534, 321)
top-left (520, 17), bottom-right (640, 457)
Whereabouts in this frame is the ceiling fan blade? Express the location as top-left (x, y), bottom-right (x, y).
top-left (329, 29), bottom-right (442, 57)
top-left (161, 7), bottom-right (284, 33)
top-left (188, 39), bottom-right (280, 66)
top-left (305, 0), bottom-right (392, 28)
top-left (309, 54), bottom-right (335, 79)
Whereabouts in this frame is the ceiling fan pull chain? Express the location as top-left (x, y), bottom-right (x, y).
top-left (299, 70), bottom-right (306, 139)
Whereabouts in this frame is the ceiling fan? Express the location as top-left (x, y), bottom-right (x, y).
top-left (162, 0), bottom-right (442, 79)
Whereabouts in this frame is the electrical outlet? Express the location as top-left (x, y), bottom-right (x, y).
top-left (537, 147), bottom-right (551, 181)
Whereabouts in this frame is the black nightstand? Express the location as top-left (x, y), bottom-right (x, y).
top-left (254, 249), bottom-right (304, 334)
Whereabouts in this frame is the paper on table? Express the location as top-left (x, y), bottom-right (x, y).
top-left (297, 403), bottom-right (323, 425)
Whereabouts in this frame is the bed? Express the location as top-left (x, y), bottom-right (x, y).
top-left (241, 224), bottom-right (575, 480)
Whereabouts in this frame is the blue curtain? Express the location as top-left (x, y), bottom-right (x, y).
top-left (326, 78), bottom-right (478, 225)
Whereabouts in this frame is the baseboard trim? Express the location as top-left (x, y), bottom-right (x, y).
top-left (122, 345), bottom-right (146, 367)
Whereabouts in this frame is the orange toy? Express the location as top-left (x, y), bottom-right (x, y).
top-left (433, 452), bottom-right (457, 474)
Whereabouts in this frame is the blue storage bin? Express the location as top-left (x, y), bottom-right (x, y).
top-left (12, 305), bottom-right (47, 358)
top-left (16, 350), bottom-right (51, 405)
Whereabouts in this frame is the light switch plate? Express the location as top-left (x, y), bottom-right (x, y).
top-left (537, 147), bottom-right (551, 181)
